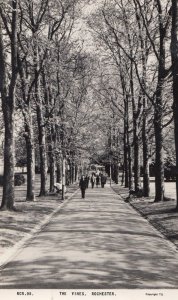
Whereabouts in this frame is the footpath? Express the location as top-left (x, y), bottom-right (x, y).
top-left (0, 184), bottom-right (178, 289)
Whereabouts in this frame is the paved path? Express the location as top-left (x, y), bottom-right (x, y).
top-left (0, 185), bottom-right (178, 289)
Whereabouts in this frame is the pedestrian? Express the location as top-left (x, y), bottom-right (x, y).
top-left (96, 175), bottom-right (100, 187)
top-left (91, 174), bottom-right (96, 188)
top-left (79, 175), bottom-right (87, 199)
top-left (101, 174), bottom-right (107, 188)
top-left (85, 175), bottom-right (89, 188)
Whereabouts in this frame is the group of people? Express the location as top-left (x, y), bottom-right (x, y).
top-left (90, 174), bottom-right (107, 188)
top-left (54, 173), bottom-right (107, 200)
top-left (79, 173), bottom-right (107, 199)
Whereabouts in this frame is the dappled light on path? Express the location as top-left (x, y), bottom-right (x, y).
top-left (0, 186), bottom-right (178, 288)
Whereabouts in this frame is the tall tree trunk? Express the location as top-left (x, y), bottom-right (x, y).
top-left (133, 117), bottom-right (140, 192)
top-left (154, 2), bottom-right (167, 202)
top-left (36, 104), bottom-right (48, 196)
top-left (49, 146), bottom-right (55, 192)
top-left (0, 1), bottom-right (18, 210)
top-left (72, 163), bottom-right (74, 183)
top-left (130, 62), bottom-right (141, 193)
top-left (154, 97), bottom-right (165, 202)
top-left (124, 102), bottom-right (129, 188)
top-left (19, 63), bottom-right (36, 202)
top-left (171, 0), bottom-right (178, 211)
top-left (75, 164), bottom-right (77, 182)
top-left (126, 99), bottom-right (133, 190)
top-left (142, 98), bottom-right (150, 197)
top-left (72, 161), bottom-right (74, 184)
top-left (123, 138), bottom-right (129, 187)
top-left (55, 124), bottom-right (61, 183)
top-left (1, 107), bottom-right (15, 210)
top-left (154, 32), bottom-right (165, 202)
top-left (70, 155), bottom-right (73, 184)
top-left (34, 46), bottom-right (47, 196)
top-left (48, 125), bottom-right (56, 192)
top-left (25, 120), bottom-right (36, 201)
top-left (128, 142), bottom-right (133, 190)
top-left (56, 160), bottom-right (61, 182)
top-left (141, 51), bottom-right (150, 197)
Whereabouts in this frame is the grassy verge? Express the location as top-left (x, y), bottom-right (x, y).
top-left (111, 184), bottom-right (178, 249)
top-left (0, 184), bottom-right (79, 259)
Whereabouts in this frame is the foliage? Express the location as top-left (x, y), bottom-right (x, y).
top-left (14, 174), bottom-right (26, 186)
top-left (0, 174), bottom-right (25, 186)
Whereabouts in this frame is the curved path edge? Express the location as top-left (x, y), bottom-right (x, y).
top-left (0, 188), bottom-right (79, 270)
top-left (111, 185), bottom-right (178, 252)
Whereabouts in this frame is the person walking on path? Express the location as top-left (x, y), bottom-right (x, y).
top-left (79, 175), bottom-right (87, 198)
top-left (101, 174), bottom-right (107, 188)
top-left (85, 175), bottom-right (89, 188)
top-left (96, 175), bottom-right (100, 188)
top-left (91, 174), bottom-right (96, 189)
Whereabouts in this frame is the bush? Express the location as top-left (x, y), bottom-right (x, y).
top-left (0, 174), bottom-right (25, 186)
top-left (14, 174), bottom-right (25, 186)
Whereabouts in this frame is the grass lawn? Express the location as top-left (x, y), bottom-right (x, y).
top-left (0, 176), bottom-right (79, 265)
top-left (112, 180), bottom-right (178, 250)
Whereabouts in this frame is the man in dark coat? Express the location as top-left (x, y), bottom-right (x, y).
top-left (85, 175), bottom-right (89, 188)
top-left (79, 175), bottom-right (87, 199)
top-left (96, 175), bottom-right (100, 187)
top-left (101, 174), bottom-right (107, 188)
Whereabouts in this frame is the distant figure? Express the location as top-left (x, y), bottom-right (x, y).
top-left (101, 174), bottom-right (107, 188)
top-left (85, 175), bottom-right (90, 188)
top-left (96, 175), bottom-right (100, 187)
top-left (91, 174), bottom-right (96, 188)
top-left (79, 175), bottom-right (87, 199)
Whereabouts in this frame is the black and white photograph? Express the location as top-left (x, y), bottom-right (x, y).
top-left (0, 0), bottom-right (178, 299)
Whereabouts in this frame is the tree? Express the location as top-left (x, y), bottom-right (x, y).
top-left (16, 43), bottom-right (36, 201)
top-left (18, 0), bottom-right (81, 196)
top-left (89, 0), bottom-right (173, 202)
top-left (0, 0), bottom-right (19, 210)
top-left (171, 0), bottom-right (178, 211)
top-left (134, 0), bottom-right (172, 202)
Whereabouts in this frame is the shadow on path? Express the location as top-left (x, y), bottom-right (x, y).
top-left (1, 186), bottom-right (178, 289)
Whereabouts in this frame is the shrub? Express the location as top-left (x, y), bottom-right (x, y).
top-left (14, 174), bottom-right (25, 186)
top-left (0, 174), bottom-right (25, 186)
